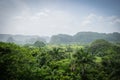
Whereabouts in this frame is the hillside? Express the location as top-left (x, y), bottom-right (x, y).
top-left (50, 32), bottom-right (120, 44)
top-left (0, 34), bottom-right (49, 44)
top-left (0, 32), bottom-right (120, 45)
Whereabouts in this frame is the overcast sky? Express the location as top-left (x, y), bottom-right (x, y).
top-left (0, 0), bottom-right (120, 36)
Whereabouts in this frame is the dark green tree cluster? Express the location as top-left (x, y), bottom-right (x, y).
top-left (33, 41), bottom-right (46, 47)
top-left (0, 42), bottom-right (37, 80)
top-left (0, 39), bottom-right (120, 80)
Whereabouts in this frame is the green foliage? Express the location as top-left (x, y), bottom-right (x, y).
top-left (0, 40), bottom-right (120, 80)
top-left (50, 32), bottom-right (120, 44)
top-left (33, 41), bottom-right (46, 47)
top-left (72, 49), bottom-right (96, 80)
top-left (88, 39), bottom-right (112, 55)
top-left (0, 42), bottom-right (37, 80)
top-left (50, 34), bottom-right (73, 44)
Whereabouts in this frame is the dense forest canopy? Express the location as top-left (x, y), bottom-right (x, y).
top-left (0, 39), bottom-right (120, 80)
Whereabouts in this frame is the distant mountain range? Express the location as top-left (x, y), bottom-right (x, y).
top-left (0, 32), bottom-right (120, 45)
top-left (50, 32), bottom-right (120, 44)
top-left (0, 34), bottom-right (50, 44)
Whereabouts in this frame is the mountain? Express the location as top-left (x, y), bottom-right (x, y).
top-left (50, 32), bottom-right (120, 44)
top-left (0, 34), bottom-right (50, 44)
top-left (1, 32), bottom-right (120, 45)
top-left (50, 34), bottom-right (73, 44)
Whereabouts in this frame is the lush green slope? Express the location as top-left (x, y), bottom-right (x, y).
top-left (50, 34), bottom-right (73, 44)
top-left (50, 32), bottom-right (120, 44)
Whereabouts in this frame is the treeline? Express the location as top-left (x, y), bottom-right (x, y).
top-left (0, 39), bottom-right (120, 80)
top-left (50, 32), bottom-right (120, 44)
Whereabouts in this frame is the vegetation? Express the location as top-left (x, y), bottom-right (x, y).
top-left (33, 41), bottom-right (46, 48)
top-left (0, 39), bottom-right (120, 80)
top-left (50, 32), bottom-right (120, 44)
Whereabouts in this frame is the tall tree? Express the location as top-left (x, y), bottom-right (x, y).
top-left (73, 49), bottom-right (95, 80)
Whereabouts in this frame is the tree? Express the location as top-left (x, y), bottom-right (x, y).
top-left (0, 42), bottom-right (37, 80)
top-left (89, 39), bottom-right (112, 56)
top-left (33, 41), bottom-right (45, 47)
top-left (49, 47), bottom-right (65, 60)
top-left (73, 49), bottom-right (95, 80)
top-left (101, 45), bottom-right (120, 80)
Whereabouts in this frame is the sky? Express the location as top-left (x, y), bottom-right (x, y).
top-left (0, 0), bottom-right (120, 36)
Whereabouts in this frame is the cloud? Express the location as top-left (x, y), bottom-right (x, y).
top-left (79, 13), bottom-right (120, 33)
top-left (81, 13), bottom-right (96, 26)
top-left (0, 0), bottom-right (31, 32)
top-left (5, 8), bottom-right (75, 36)
top-left (0, 0), bottom-right (120, 36)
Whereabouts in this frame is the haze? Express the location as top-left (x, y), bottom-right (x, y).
top-left (0, 0), bottom-right (120, 36)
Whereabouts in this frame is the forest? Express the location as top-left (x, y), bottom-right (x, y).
top-left (0, 38), bottom-right (120, 80)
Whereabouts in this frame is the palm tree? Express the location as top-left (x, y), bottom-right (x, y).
top-left (49, 47), bottom-right (65, 60)
top-left (73, 49), bottom-right (95, 80)
top-left (102, 52), bottom-right (120, 80)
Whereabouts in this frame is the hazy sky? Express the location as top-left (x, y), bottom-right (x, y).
top-left (0, 0), bottom-right (120, 36)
